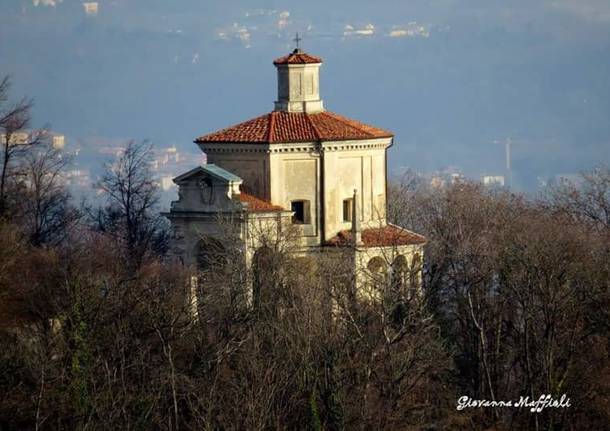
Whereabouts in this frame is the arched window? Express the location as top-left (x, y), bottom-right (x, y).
top-left (367, 256), bottom-right (388, 290)
top-left (390, 255), bottom-right (410, 326)
top-left (409, 253), bottom-right (422, 291)
top-left (391, 255), bottom-right (408, 293)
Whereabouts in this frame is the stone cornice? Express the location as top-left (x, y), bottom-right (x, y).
top-left (198, 138), bottom-right (391, 155)
top-left (162, 210), bottom-right (292, 220)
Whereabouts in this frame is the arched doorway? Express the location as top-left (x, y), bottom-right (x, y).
top-left (195, 236), bottom-right (227, 279)
top-left (252, 245), bottom-right (277, 312)
top-left (190, 236), bottom-right (228, 318)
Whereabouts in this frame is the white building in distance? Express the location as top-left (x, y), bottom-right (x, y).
top-left (83, 2), bottom-right (98, 16)
top-left (482, 175), bottom-right (505, 187)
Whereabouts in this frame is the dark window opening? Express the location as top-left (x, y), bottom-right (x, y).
top-left (343, 198), bottom-right (353, 222)
top-left (291, 200), bottom-right (310, 224)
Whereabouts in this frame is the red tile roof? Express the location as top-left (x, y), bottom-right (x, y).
top-left (239, 192), bottom-right (285, 212)
top-left (273, 49), bottom-right (322, 65)
top-left (195, 111), bottom-right (393, 144)
top-left (326, 225), bottom-right (426, 248)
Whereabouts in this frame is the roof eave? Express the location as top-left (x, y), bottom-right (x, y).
top-left (195, 134), bottom-right (394, 145)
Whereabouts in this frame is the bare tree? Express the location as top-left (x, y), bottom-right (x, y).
top-left (93, 140), bottom-right (169, 269)
top-left (1, 158), bottom-right (609, 430)
top-left (388, 174), bottom-right (610, 430)
top-left (0, 76), bottom-right (40, 217)
top-left (19, 146), bottom-right (79, 246)
top-left (549, 164), bottom-right (610, 231)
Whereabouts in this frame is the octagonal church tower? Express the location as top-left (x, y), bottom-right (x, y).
top-left (165, 47), bottom-right (425, 282)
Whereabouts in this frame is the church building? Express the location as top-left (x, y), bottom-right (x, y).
top-left (165, 46), bottom-right (426, 289)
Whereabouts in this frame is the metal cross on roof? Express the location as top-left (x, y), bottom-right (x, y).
top-left (293, 32), bottom-right (302, 49)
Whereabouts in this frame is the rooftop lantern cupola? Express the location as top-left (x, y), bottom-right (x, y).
top-left (273, 34), bottom-right (324, 114)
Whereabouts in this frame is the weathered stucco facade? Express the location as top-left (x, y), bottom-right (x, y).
top-left (165, 48), bottom-right (426, 294)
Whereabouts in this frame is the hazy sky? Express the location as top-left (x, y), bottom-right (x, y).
top-left (1, 0), bottom-right (610, 189)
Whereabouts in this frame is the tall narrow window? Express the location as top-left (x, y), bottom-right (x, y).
top-left (409, 253), bottom-right (422, 290)
top-left (343, 198), bottom-right (353, 222)
top-left (291, 200), bottom-right (310, 224)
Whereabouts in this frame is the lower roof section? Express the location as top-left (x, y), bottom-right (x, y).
top-left (239, 192), bottom-right (285, 212)
top-left (326, 224), bottom-right (426, 248)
